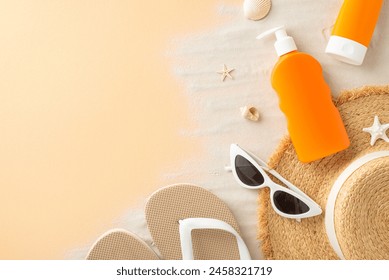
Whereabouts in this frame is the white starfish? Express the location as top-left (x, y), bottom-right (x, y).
top-left (217, 64), bottom-right (234, 81)
top-left (362, 116), bottom-right (389, 146)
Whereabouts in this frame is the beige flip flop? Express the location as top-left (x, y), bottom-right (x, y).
top-left (145, 184), bottom-right (251, 260)
top-left (86, 229), bottom-right (159, 260)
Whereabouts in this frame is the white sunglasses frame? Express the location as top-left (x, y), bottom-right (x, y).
top-left (228, 144), bottom-right (322, 219)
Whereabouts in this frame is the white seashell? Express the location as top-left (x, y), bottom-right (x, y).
top-left (240, 106), bottom-right (261, 122)
top-left (243, 0), bottom-right (272, 21)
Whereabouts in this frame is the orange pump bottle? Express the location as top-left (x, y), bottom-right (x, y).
top-left (257, 26), bottom-right (350, 163)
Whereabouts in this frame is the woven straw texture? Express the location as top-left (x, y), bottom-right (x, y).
top-left (86, 230), bottom-right (159, 260)
top-left (258, 85), bottom-right (389, 260)
top-left (145, 184), bottom-right (242, 260)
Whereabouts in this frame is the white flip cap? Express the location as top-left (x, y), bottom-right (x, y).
top-left (256, 26), bottom-right (297, 57)
top-left (325, 35), bottom-right (367, 66)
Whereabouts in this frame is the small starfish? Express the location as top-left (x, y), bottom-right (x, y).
top-left (217, 64), bottom-right (234, 81)
top-left (362, 116), bottom-right (389, 146)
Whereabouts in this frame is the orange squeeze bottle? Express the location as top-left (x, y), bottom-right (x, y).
top-left (257, 26), bottom-right (350, 163)
top-left (326, 0), bottom-right (384, 65)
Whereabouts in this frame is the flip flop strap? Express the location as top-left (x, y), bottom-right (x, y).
top-left (178, 217), bottom-right (251, 260)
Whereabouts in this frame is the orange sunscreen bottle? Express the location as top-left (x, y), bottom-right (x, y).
top-left (326, 0), bottom-right (384, 65)
top-left (257, 26), bottom-right (350, 163)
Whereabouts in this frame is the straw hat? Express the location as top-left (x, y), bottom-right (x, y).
top-left (258, 85), bottom-right (389, 260)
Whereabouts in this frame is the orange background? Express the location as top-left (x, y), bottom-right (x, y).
top-left (0, 0), bottom-right (239, 259)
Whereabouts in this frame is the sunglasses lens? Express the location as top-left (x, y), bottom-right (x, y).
top-left (235, 155), bottom-right (265, 186)
top-left (273, 190), bottom-right (310, 215)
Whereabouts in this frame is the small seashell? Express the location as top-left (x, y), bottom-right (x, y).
top-left (243, 0), bottom-right (272, 21)
top-left (240, 106), bottom-right (260, 122)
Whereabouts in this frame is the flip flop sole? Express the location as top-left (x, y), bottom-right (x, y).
top-left (145, 184), bottom-right (243, 260)
top-left (86, 229), bottom-right (159, 260)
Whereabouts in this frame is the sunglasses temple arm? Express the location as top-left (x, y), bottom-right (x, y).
top-left (243, 148), bottom-right (308, 197)
top-left (243, 149), bottom-right (269, 168)
top-left (242, 148), bottom-right (305, 195)
top-left (270, 170), bottom-right (322, 214)
top-left (267, 168), bottom-right (314, 199)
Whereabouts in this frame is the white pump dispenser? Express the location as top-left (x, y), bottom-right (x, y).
top-left (256, 26), bottom-right (297, 57)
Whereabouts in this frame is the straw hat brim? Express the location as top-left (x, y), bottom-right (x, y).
top-left (258, 85), bottom-right (389, 260)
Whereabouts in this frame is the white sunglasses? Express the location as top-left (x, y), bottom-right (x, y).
top-left (226, 144), bottom-right (322, 220)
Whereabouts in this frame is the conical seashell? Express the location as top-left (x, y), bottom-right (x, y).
top-left (243, 0), bottom-right (272, 21)
top-left (240, 106), bottom-right (261, 122)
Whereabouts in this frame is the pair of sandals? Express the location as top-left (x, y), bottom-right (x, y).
top-left (86, 184), bottom-right (251, 260)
